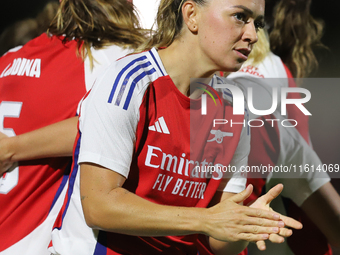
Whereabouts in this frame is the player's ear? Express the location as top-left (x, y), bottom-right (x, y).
top-left (182, 1), bottom-right (199, 33)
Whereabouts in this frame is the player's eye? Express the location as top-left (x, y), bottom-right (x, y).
top-left (234, 12), bottom-right (247, 22)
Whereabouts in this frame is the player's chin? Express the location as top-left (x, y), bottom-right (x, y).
top-left (224, 61), bottom-right (244, 73)
top-left (218, 56), bottom-right (245, 72)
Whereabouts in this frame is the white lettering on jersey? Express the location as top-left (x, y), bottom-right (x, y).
top-left (171, 178), bottom-right (206, 199)
top-left (145, 145), bottom-right (231, 199)
top-left (146, 145), bottom-right (195, 177)
top-left (0, 58), bottom-right (41, 78)
top-left (29, 59), bottom-right (41, 78)
top-left (0, 101), bottom-right (22, 194)
top-left (145, 145), bottom-right (222, 180)
top-left (145, 145), bottom-right (161, 168)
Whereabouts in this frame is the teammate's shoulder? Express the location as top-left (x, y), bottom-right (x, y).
top-left (266, 52), bottom-right (281, 62)
top-left (20, 33), bottom-right (54, 49)
top-left (262, 52), bottom-right (287, 78)
top-left (0, 34), bottom-right (46, 57)
top-left (1, 33), bottom-right (56, 58)
top-left (2, 45), bottom-right (23, 57)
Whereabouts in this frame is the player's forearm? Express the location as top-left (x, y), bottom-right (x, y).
top-left (3, 117), bottom-right (78, 162)
top-left (82, 185), bottom-right (206, 236)
top-left (80, 163), bottom-right (289, 242)
top-left (80, 162), bottom-right (206, 236)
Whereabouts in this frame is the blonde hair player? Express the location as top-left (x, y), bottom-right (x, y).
top-left (50, 0), bottom-right (303, 254)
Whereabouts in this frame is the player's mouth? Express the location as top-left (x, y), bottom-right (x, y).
top-left (234, 48), bottom-right (251, 61)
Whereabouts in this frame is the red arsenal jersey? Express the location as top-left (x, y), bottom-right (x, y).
top-left (0, 33), bottom-right (129, 255)
top-left (50, 48), bottom-right (249, 255)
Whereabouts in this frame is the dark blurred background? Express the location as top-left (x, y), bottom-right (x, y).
top-left (0, 1), bottom-right (339, 74)
top-left (0, 0), bottom-right (59, 37)
top-left (0, 0), bottom-right (340, 253)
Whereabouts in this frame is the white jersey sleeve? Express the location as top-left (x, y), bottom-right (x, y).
top-left (78, 52), bottom-right (159, 177)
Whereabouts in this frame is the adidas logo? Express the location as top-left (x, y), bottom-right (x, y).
top-left (148, 116), bottom-right (170, 134)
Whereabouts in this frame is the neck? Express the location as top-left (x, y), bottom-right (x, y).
top-left (158, 38), bottom-right (216, 97)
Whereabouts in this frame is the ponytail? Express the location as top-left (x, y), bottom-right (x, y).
top-left (48, 0), bottom-right (146, 64)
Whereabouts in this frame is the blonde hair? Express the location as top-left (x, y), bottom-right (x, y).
top-left (48, 0), bottom-right (146, 65)
top-left (137, 0), bottom-right (207, 52)
top-left (269, 0), bottom-right (325, 78)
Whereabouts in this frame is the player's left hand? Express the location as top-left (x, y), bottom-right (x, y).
top-left (249, 184), bottom-right (303, 251)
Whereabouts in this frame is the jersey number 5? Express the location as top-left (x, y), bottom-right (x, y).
top-left (0, 101), bottom-right (22, 194)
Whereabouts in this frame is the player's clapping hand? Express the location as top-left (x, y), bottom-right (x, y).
top-left (250, 184), bottom-right (303, 251)
top-left (205, 185), bottom-right (287, 243)
top-left (0, 132), bottom-right (14, 176)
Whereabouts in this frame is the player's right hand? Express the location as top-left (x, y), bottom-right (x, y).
top-left (203, 184), bottom-right (302, 243)
top-left (250, 184), bottom-right (303, 250)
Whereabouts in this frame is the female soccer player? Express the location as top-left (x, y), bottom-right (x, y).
top-left (226, 0), bottom-right (340, 254)
top-left (0, 0), bottom-right (144, 254)
top-left (49, 0), bottom-right (302, 254)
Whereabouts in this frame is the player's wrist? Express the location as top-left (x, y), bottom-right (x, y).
top-left (0, 136), bottom-right (15, 162)
top-left (196, 207), bottom-right (219, 237)
top-left (168, 206), bottom-right (208, 235)
top-left (187, 207), bottom-right (208, 235)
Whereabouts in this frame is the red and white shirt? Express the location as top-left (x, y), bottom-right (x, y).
top-left (228, 52), bottom-right (331, 255)
top-left (0, 33), bottom-right (129, 255)
top-left (50, 48), bottom-right (249, 255)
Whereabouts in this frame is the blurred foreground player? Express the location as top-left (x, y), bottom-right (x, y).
top-left (0, 0), bottom-right (144, 254)
top-left (227, 0), bottom-right (340, 254)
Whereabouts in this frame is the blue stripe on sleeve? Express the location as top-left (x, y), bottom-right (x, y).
top-left (115, 61), bottom-right (152, 106)
top-left (123, 68), bottom-right (156, 110)
top-left (60, 132), bottom-right (81, 223)
top-left (108, 55), bottom-right (147, 103)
